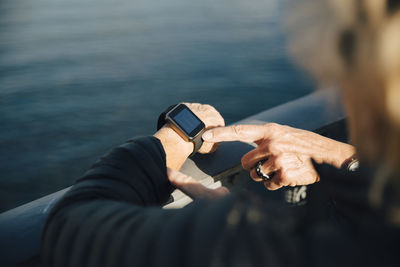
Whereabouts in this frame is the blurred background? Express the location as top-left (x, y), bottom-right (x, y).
top-left (0, 0), bottom-right (313, 212)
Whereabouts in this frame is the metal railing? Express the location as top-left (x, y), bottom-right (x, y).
top-left (0, 88), bottom-right (346, 267)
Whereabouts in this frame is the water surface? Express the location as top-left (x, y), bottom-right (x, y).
top-left (0, 0), bottom-right (313, 211)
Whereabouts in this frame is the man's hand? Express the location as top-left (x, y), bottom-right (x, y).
top-left (202, 123), bottom-right (356, 190)
top-left (154, 103), bottom-right (224, 170)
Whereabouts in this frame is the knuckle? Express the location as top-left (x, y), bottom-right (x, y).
top-left (268, 141), bottom-right (279, 154)
top-left (204, 104), bottom-right (213, 110)
top-left (217, 115), bottom-right (225, 125)
top-left (265, 123), bottom-right (279, 131)
top-left (271, 157), bottom-right (281, 168)
top-left (274, 177), bottom-right (284, 186)
top-left (187, 102), bottom-right (197, 108)
top-left (199, 104), bottom-right (207, 111)
top-left (232, 125), bottom-right (245, 136)
top-left (274, 172), bottom-right (285, 184)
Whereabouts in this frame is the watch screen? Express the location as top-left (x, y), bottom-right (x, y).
top-left (167, 104), bottom-right (205, 137)
top-left (174, 108), bottom-right (200, 134)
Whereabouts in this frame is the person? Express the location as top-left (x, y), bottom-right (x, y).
top-left (41, 0), bottom-right (400, 266)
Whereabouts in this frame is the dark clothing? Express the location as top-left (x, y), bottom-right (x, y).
top-left (41, 136), bottom-right (400, 267)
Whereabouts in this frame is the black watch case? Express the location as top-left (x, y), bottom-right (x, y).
top-left (165, 103), bottom-right (205, 142)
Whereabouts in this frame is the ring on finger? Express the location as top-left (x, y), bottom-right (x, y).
top-left (256, 160), bottom-right (271, 181)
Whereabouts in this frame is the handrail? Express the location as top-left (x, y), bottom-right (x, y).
top-left (170, 88), bottom-right (345, 205)
top-left (0, 88), bottom-right (345, 267)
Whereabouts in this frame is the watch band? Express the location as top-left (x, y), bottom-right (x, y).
top-left (157, 104), bottom-right (178, 131)
top-left (190, 128), bottom-right (205, 157)
top-left (157, 104), bottom-right (204, 157)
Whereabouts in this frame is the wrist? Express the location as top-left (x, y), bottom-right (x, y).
top-left (154, 123), bottom-right (194, 170)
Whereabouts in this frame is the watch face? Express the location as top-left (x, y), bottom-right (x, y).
top-left (166, 104), bottom-right (205, 139)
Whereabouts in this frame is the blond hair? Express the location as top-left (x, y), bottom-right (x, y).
top-left (287, 0), bottom-right (400, 221)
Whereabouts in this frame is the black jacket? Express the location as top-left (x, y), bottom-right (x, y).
top-left (41, 136), bottom-right (400, 267)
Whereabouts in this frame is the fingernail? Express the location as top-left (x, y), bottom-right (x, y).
top-left (202, 130), bottom-right (213, 141)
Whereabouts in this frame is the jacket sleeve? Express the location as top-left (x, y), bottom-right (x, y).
top-left (41, 136), bottom-right (303, 267)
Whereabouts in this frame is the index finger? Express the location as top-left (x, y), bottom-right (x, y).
top-left (202, 124), bottom-right (269, 143)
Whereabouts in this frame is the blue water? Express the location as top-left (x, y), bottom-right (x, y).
top-left (0, 0), bottom-right (313, 211)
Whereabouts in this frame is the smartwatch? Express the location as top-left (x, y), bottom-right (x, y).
top-left (159, 103), bottom-right (206, 157)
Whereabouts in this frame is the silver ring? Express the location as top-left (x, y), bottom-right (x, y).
top-left (256, 160), bottom-right (271, 181)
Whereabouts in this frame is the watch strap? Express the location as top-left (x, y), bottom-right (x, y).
top-left (190, 129), bottom-right (205, 157)
top-left (157, 104), bottom-right (178, 131)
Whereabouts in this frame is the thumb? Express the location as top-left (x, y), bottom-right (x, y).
top-left (202, 124), bottom-right (269, 143)
top-left (167, 168), bottom-right (229, 199)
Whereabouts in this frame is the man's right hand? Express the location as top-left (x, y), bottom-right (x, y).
top-left (202, 123), bottom-right (356, 190)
